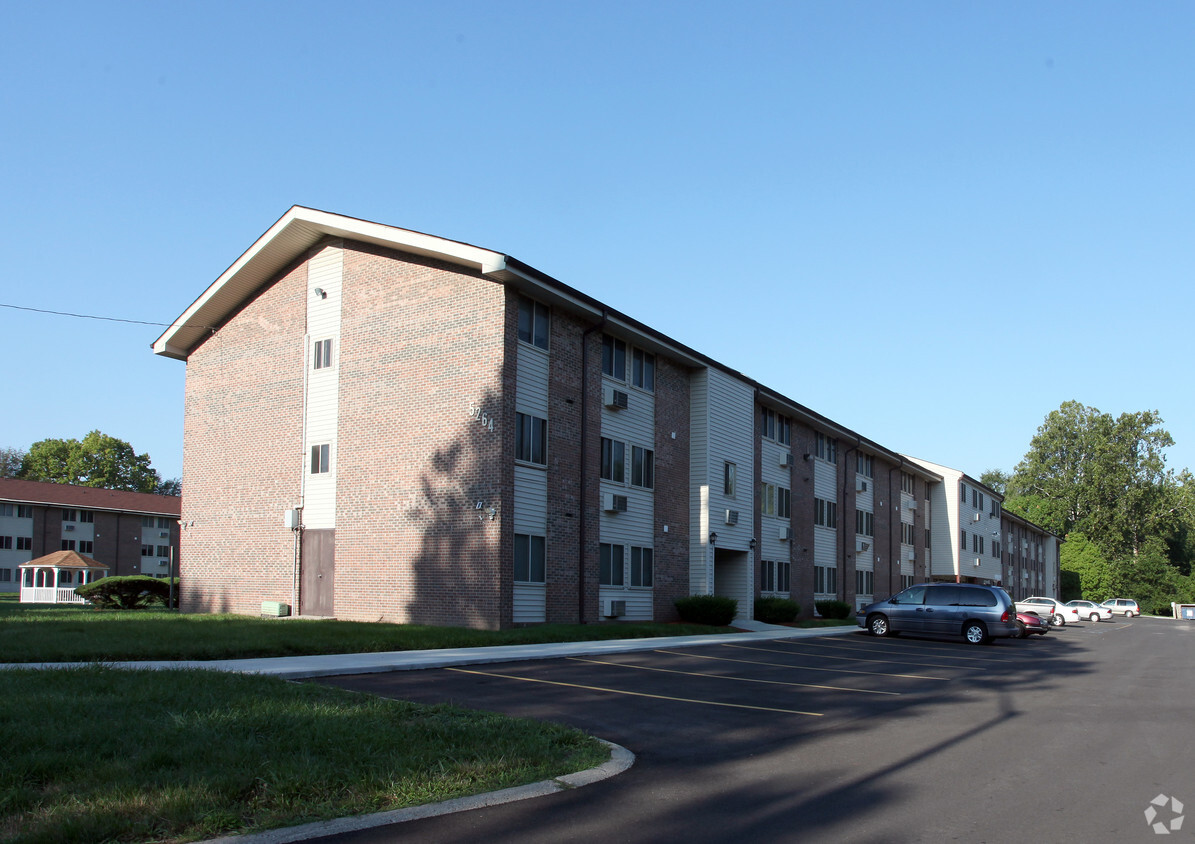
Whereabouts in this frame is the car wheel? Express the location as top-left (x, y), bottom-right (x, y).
top-left (964, 620), bottom-right (989, 645)
top-left (1015, 620), bottom-right (1027, 639)
top-left (1052, 613), bottom-right (1065, 626)
top-left (1090, 612), bottom-right (1100, 622)
top-left (868, 614), bottom-right (891, 637)
top-left (1127, 610), bottom-right (1137, 618)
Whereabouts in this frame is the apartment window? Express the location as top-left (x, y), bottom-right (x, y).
top-left (901, 523), bottom-right (916, 545)
top-left (0, 504), bottom-right (10, 516)
top-left (724, 462), bottom-right (736, 498)
top-left (631, 446), bottom-right (654, 489)
top-left (600, 438), bottom-right (625, 483)
top-left (157, 517), bottom-right (172, 529)
top-left (61, 540), bottom-right (76, 551)
top-left (816, 433), bottom-right (838, 463)
top-left (632, 348), bottom-right (655, 391)
top-left (761, 560), bottom-right (791, 593)
top-left (514, 534), bottom-right (546, 583)
top-left (855, 509), bottom-right (874, 537)
top-left (630, 546), bottom-right (653, 587)
top-left (777, 487), bottom-right (790, 520)
top-left (17, 505), bottom-right (32, 518)
top-left (517, 296), bottom-right (550, 350)
top-left (515, 413), bottom-right (548, 465)
top-left (141, 516), bottom-right (155, 528)
top-left (925, 528), bottom-right (931, 547)
top-left (141, 544), bottom-right (154, 557)
top-left (856, 454), bottom-right (874, 478)
top-left (0, 569), bottom-right (9, 582)
top-left (960, 483), bottom-right (967, 503)
top-left (0, 536), bottom-right (10, 550)
top-left (901, 472), bottom-right (915, 494)
top-left (79, 541), bottom-right (94, 554)
top-left (961, 529), bottom-right (967, 549)
top-left (78, 510), bottom-right (94, 524)
top-left (856, 570), bottom-right (874, 596)
top-left (814, 498), bottom-right (837, 528)
top-left (601, 334), bottom-right (626, 380)
top-left (778, 416), bottom-right (791, 446)
top-left (17, 537), bottom-right (31, 551)
top-left (60, 571), bottom-right (73, 584)
top-left (760, 483), bottom-right (776, 516)
top-left (62, 509), bottom-right (77, 523)
top-left (902, 574), bottom-right (915, 589)
top-left (155, 545), bottom-right (169, 558)
top-left (815, 565), bottom-right (837, 595)
top-left (600, 543), bottom-right (625, 586)
top-left (313, 338), bottom-right (333, 370)
top-left (310, 443), bottom-right (330, 474)
top-left (992, 540), bottom-right (1001, 558)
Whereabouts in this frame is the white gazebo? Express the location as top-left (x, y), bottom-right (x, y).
top-left (19, 550), bottom-right (109, 604)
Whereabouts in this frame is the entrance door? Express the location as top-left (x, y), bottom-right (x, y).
top-left (301, 529), bottom-right (335, 617)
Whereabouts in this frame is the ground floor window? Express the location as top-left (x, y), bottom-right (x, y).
top-left (855, 569), bottom-right (874, 596)
top-left (760, 560), bottom-right (790, 593)
top-left (815, 565), bottom-right (836, 595)
top-left (630, 546), bottom-right (653, 587)
top-left (600, 543), bottom-right (625, 586)
top-left (514, 534), bottom-right (546, 583)
top-left (901, 574), bottom-right (915, 589)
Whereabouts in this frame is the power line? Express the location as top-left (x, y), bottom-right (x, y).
top-left (0, 302), bottom-right (211, 331)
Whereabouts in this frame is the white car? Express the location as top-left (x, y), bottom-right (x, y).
top-left (1101, 598), bottom-right (1141, 617)
top-left (1066, 599), bottom-right (1113, 622)
top-left (1016, 596), bottom-right (1080, 626)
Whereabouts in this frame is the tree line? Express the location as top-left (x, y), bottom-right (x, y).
top-left (0, 431), bottom-right (180, 496)
top-left (981, 400), bottom-right (1194, 614)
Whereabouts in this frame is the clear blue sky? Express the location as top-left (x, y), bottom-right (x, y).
top-left (3, 1), bottom-right (1193, 484)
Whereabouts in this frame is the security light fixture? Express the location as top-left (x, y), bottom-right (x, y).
top-left (313, 287), bottom-right (327, 299)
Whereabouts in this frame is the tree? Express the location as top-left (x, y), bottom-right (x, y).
top-left (156, 477), bottom-right (182, 497)
top-left (1059, 532), bottom-right (1113, 601)
top-left (979, 469), bottom-right (1009, 496)
top-left (1007, 402), bottom-right (1177, 558)
top-left (0, 447), bottom-right (25, 478)
top-left (18, 431), bottom-right (163, 493)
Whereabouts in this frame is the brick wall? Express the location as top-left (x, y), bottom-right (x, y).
top-left (652, 355), bottom-right (691, 621)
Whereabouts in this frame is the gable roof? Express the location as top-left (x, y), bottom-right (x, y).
top-left (20, 550), bottom-right (110, 570)
top-left (0, 478), bottom-right (180, 517)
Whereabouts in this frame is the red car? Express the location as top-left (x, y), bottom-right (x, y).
top-left (1015, 612), bottom-right (1049, 638)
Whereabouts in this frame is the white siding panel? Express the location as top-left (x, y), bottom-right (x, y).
top-left (814, 526), bottom-right (837, 567)
top-left (598, 587), bottom-right (653, 622)
top-left (516, 345), bottom-right (550, 415)
top-left (689, 371), bottom-right (711, 594)
top-left (814, 460), bottom-right (837, 501)
top-left (704, 369), bottom-right (755, 550)
top-left (302, 245), bottom-right (342, 531)
top-left (513, 583), bottom-right (546, 623)
top-left (513, 465), bottom-right (548, 534)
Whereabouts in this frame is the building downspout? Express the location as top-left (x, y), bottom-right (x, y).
top-left (578, 312), bottom-right (608, 624)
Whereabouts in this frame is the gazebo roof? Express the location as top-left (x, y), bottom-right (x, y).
top-left (19, 550), bottom-right (110, 570)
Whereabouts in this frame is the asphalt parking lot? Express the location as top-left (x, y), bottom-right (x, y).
top-left (315, 617), bottom-right (1195, 843)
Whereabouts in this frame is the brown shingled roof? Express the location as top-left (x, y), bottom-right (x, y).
top-left (20, 550), bottom-right (110, 570)
top-left (0, 478), bottom-right (180, 516)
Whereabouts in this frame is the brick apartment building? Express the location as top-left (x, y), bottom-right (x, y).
top-left (0, 478), bottom-right (181, 593)
top-left (153, 207), bottom-right (1058, 628)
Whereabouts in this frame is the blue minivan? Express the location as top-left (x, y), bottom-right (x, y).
top-left (857, 583), bottom-right (1019, 645)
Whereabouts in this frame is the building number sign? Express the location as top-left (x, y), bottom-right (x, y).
top-left (468, 404), bottom-right (495, 432)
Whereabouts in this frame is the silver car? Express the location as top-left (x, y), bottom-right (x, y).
top-left (857, 583), bottom-right (1019, 645)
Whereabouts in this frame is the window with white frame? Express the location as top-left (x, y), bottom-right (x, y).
top-left (17, 537), bottom-right (31, 551)
top-left (815, 565), bottom-right (836, 595)
top-left (17, 505), bottom-right (31, 518)
top-left (62, 509), bottom-right (77, 523)
top-left (517, 296), bottom-right (550, 350)
top-left (632, 348), bottom-right (654, 391)
top-left (601, 334), bottom-right (626, 380)
top-left (856, 454), bottom-right (874, 478)
top-left (514, 533), bottom-right (546, 583)
top-left (856, 569), bottom-right (874, 596)
top-left (777, 487), bottom-right (790, 520)
top-left (0, 504), bottom-right (10, 517)
top-left (761, 559), bottom-right (790, 593)
top-left (79, 541), bottom-right (94, 554)
top-left (141, 544), bottom-right (154, 557)
top-left (816, 433), bottom-right (838, 463)
top-left (901, 523), bottom-right (916, 545)
top-left (760, 408), bottom-right (791, 445)
top-left (724, 462), bottom-right (736, 498)
top-left (814, 498), bottom-right (837, 528)
top-left (855, 509), bottom-right (874, 537)
top-left (61, 539), bottom-right (76, 551)
top-left (0, 536), bottom-right (10, 550)
top-left (600, 543), bottom-right (624, 586)
top-left (631, 446), bottom-right (654, 489)
top-left (313, 338), bottom-right (333, 370)
top-left (515, 412), bottom-right (547, 465)
top-left (310, 444), bottom-right (330, 474)
top-left (760, 483), bottom-right (776, 516)
top-left (901, 472), bottom-right (915, 494)
top-left (630, 546), bottom-right (653, 587)
top-left (78, 510), bottom-right (94, 523)
top-left (600, 438), bottom-right (625, 483)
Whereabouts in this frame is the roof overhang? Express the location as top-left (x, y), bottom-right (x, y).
top-left (153, 207), bottom-right (510, 360)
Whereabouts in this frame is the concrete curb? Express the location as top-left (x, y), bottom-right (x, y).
top-left (198, 740), bottom-right (635, 843)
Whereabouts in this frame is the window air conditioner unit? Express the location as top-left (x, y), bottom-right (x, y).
top-left (972, 513), bottom-right (982, 522)
top-left (724, 509), bottom-right (739, 526)
top-left (602, 493), bottom-right (628, 513)
top-left (159, 531), bottom-right (169, 538)
top-left (779, 526), bottom-right (792, 541)
top-left (856, 479), bottom-right (868, 492)
top-left (906, 500), bottom-right (916, 510)
top-left (158, 560), bottom-right (168, 566)
top-left (780, 453), bottom-right (793, 469)
top-left (602, 598), bottom-right (626, 618)
top-left (905, 548), bottom-right (915, 561)
top-left (64, 525), bottom-right (75, 532)
top-left (859, 541), bottom-right (870, 552)
top-left (603, 386), bottom-right (629, 410)
top-left (974, 557), bottom-right (982, 567)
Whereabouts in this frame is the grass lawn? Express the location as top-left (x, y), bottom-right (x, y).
top-left (3, 667), bottom-right (606, 843)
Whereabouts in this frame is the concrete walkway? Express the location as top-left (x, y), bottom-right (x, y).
top-left (8, 621), bottom-right (857, 680)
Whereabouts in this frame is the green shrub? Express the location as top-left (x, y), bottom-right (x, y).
top-left (75, 576), bottom-right (171, 610)
top-left (674, 595), bottom-right (738, 627)
top-left (754, 597), bottom-right (799, 624)
top-left (815, 599), bottom-right (852, 619)
top-left (147, 577), bottom-right (182, 609)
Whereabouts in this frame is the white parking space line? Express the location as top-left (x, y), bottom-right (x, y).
top-left (657, 647), bottom-right (949, 681)
top-left (760, 640), bottom-right (988, 671)
top-left (444, 667), bottom-right (825, 717)
top-left (798, 637), bottom-right (1020, 664)
top-left (566, 656), bottom-right (901, 696)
